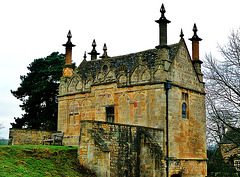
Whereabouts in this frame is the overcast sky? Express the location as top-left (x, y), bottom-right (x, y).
top-left (0, 0), bottom-right (239, 139)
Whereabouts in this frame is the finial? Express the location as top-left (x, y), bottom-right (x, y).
top-left (189, 23), bottom-right (202, 41)
top-left (180, 29), bottom-right (184, 38)
top-left (160, 4), bottom-right (166, 16)
top-left (103, 43), bottom-right (107, 51)
top-left (193, 23), bottom-right (198, 35)
top-left (92, 39), bottom-right (97, 47)
top-left (67, 30), bottom-right (72, 38)
top-left (156, 4), bottom-right (171, 24)
top-left (100, 43), bottom-right (110, 59)
top-left (63, 30), bottom-right (75, 47)
top-left (155, 4), bottom-right (171, 47)
top-left (88, 39), bottom-right (100, 60)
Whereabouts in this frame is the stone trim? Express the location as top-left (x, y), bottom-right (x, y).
top-left (8, 128), bottom-right (61, 145)
top-left (58, 81), bottom-right (205, 98)
top-left (80, 120), bottom-right (164, 131)
top-left (173, 158), bottom-right (208, 161)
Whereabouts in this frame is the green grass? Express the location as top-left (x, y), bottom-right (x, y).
top-left (0, 145), bottom-right (96, 177)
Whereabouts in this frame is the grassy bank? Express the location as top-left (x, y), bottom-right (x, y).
top-left (0, 145), bottom-right (96, 177)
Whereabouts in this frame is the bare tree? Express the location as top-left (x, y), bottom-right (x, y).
top-left (204, 29), bottom-right (240, 146)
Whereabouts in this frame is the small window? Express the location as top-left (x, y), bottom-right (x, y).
top-left (185, 93), bottom-right (188, 101)
top-left (182, 93), bottom-right (188, 101)
top-left (182, 102), bottom-right (187, 118)
top-left (106, 107), bottom-right (114, 123)
top-left (102, 65), bottom-right (108, 73)
top-left (181, 92), bottom-right (188, 119)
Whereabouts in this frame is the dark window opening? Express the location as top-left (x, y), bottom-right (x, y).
top-left (182, 102), bottom-right (187, 118)
top-left (182, 92), bottom-right (188, 101)
top-left (106, 107), bottom-right (114, 123)
top-left (171, 174), bottom-right (181, 177)
top-left (103, 65), bottom-right (108, 72)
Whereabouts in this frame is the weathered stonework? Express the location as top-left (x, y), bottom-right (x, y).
top-left (8, 128), bottom-right (60, 145)
top-left (58, 5), bottom-right (207, 177)
top-left (220, 128), bottom-right (240, 171)
top-left (79, 120), bottom-right (164, 177)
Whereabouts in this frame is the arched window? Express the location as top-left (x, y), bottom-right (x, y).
top-left (182, 102), bottom-right (187, 118)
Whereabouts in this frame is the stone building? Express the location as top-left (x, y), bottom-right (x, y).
top-left (220, 128), bottom-right (240, 171)
top-left (57, 4), bottom-right (207, 177)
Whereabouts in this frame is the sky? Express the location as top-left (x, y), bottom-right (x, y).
top-left (0, 0), bottom-right (240, 139)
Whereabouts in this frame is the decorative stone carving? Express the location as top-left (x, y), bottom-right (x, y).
top-left (141, 69), bottom-right (151, 82)
top-left (131, 66), bottom-right (140, 84)
top-left (68, 77), bottom-right (78, 93)
top-left (106, 70), bottom-right (116, 82)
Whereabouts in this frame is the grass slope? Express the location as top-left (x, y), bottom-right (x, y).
top-left (0, 145), bottom-right (96, 177)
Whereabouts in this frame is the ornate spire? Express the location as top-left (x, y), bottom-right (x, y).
top-left (62, 30), bottom-right (75, 65)
top-left (189, 24), bottom-right (202, 61)
top-left (62, 30), bottom-right (75, 77)
top-left (63, 30), bottom-right (76, 47)
top-left (189, 23), bottom-right (203, 81)
top-left (100, 43), bottom-right (110, 59)
top-left (155, 4), bottom-right (171, 24)
top-left (103, 43), bottom-right (107, 51)
top-left (155, 4), bottom-right (171, 47)
top-left (180, 29), bottom-right (184, 38)
top-left (160, 4), bottom-right (166, 14)
top-left (189, 23), bottom-right (202, 41)
top-left (92, 39), bottom-right (96, 48)
top-left (88, 39), bottom-right (100, 60)
top-left (67, 30), bottom-right (72, 38)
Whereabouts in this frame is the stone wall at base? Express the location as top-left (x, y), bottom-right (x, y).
top-left (8, 128), bottom-right (60, 145)
top-left (62, 135), bottom-right (79, 146)
top-left (78, 120), bottom-right (164, 177)
top-left (170, 159), bottom-right (207, 176)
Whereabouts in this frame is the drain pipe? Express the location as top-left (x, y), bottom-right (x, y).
top-left (164, 80), bottom-right (172, 177)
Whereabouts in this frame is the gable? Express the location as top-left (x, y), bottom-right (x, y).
top-left (169, 41), bottom-right (200, 89)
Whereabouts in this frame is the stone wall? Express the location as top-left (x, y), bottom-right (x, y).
top-left (8, 128), bottom-right (60, 145)
top-left (169, 159), bottom-right (207, 176)
top-left (62, 135), bottom-right (79, 146)
top-left (221, 143), bottom-right (240, 162)
top-left (78, 120), bottom-right (164, 177)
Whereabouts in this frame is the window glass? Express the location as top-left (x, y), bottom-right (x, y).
top-left (106, 107), bottom-right (114, 123)
top-left (182, 102), bottom-right (187, 118)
